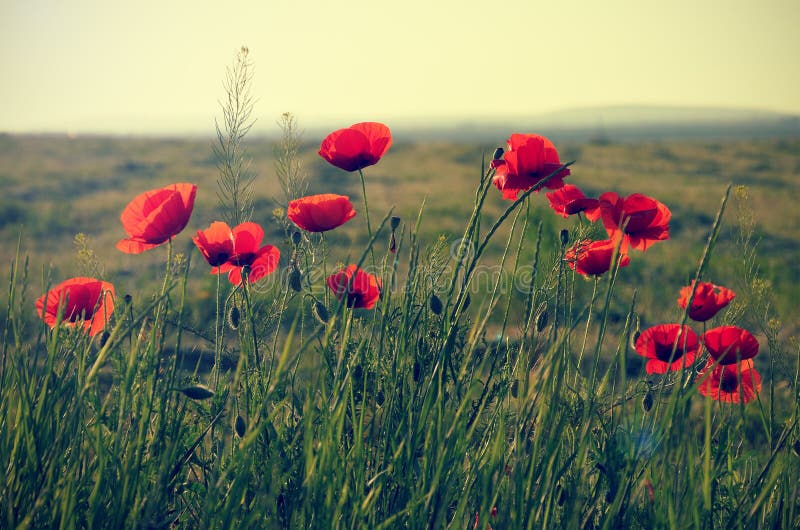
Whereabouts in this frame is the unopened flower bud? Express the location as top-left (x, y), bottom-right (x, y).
top-left (313, 301), bottom-right (329, 324)
top-left (124, 294), bottom-right (133, 305)
top-left (228, 305), bottom-right (240, 330)
top-left (291, 231), bottom-right (302, 246)
top-left (642, 391), bottom-right (653, 412)
top-left (235, 415), bottom-right (246, 438)
top-left (430, 294), bottom-right (443, 315)
top-left (390, 216), bottom-right (401, 231)
top-left (492, 147), bottom-right (504, 160)
top-left (560, 229), bottom-right (570, 248)
top-left (100, 331), bottom-right (110, 347)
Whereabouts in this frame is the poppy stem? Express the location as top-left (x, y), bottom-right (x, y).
top-left (357, 168), bottom-right (375, 264)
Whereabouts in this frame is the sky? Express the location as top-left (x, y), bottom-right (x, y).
top-left (1, 0), bottom-right (799, 134)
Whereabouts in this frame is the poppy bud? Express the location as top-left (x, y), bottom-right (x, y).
top-left (180, 384), bottom-right (215, 400)
top-left (235, 415), bottom-right (246, 438)
top-left (228, 306), bottom-right (241, 330)
top-left (291, 231), bottom-right (302, 246)
top-left (289, 268), bottom-right (303, 292)
top-left (560, 229), bottom-right (570, 248)
top-left (536, 310), bottom-right (549, 332)
top-left (492, 147), bottom-right (504, 160)
top-left (124, 294), bottom-right (133, 305)
top-left (313, 301), bottom-right (329, 324)
top-left (430, 294), bottom-right (443, 315)
top-left (642, 391), bottom-right (653, 412)
top-left (100, 331), bottom-right (111, 347)
top-left (412, 360), bottom-right (421, 382)
top-left (390, 216), bottom-right (401, 231)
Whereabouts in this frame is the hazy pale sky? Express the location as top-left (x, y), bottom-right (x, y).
top-left (1, 0), bottom-right (798, 134)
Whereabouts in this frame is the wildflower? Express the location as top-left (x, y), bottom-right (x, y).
top-left (545, 184), bottom-right (601, 221)
top-left (326, 265), bottom-right (381, 309)
top-left (697, 358), bottom-right (761, 404)
top-left (491, 133), bottom-right (569, 200)
top-left (598, 192), bottom-right (670, 251)
top-left (287, 193), bottom-right (357, 232)
top-left (214, 222), bottom-right (280, 286)
top-left (318, 122), bottom-right (392, 172)
top-left (36, 277), bottom-right (115, 337)
top-left (702, 326), bottom-right (759, 365)
top-left (193, 221), bottom-right (234, 266)
top-left (117, 183), bottom-right (197, 253)
top-left (564, 239), bottom-right (630, 277)
top-left (677, 280), bottom-right (736, 322)
top-left (634, 324), bottom-right (699, 374)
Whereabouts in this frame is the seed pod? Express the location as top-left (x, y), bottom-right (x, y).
top-left (642, 391), bottom-right (654, 413)
top-left (228, 305), bottom-right (240, 330)
top-left (492, 147), bottom-right (504, 160)
top-left (412, 360), bottom-right (421, 382)
top-left (560, 229), bottom-right (570, 248)
top-left (235, 415), bottom-right (246, 438)
top-left (180, 384), bottom-right (215, 400)
top-left (291, 231), bottom-right (302, 246)
top-left (289, 268), bottom-right (303, 292)
top-left (313, 301), bottom-right (329, 324)
top-left (429, 294), bottom-right (443, 315)
top-left (536, 309), bottom-right (549, 332)
top-left (390, 216), bottom-right (401, 231)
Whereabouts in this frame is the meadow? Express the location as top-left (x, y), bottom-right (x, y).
top-left (0, 115), bottom-right (799, 529)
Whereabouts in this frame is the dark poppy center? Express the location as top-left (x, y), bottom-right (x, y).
top-left (719, 371), bottom-right (739, 393)
top-left (209, 253), bottom-right (229, 267)
top-left (654, 343), bottom-right (682, 362)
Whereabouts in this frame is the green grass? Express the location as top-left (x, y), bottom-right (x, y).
top-left (0, 129), bottom-right (799, 528)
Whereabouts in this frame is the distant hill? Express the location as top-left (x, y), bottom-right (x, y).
top-left (386, 105), bottom-right (800, 143)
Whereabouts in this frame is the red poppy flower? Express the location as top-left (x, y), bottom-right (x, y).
top-left (598, 192), bottom-right (670, 252)
top-left (326, 265), bottom-right (382, 309)
top-left (490, 134), bottom-right (570, 200)
top-left (697, 358), bottom-right (761, 404)
top-left (193, 221), bottom-right (234, 266)
top-left (318, 122), bottom-right (392, 172)
top-left (117, 183), bottom-right (197, 254)
top-left (702, 326), bottom-right (759, 365)
top-left (677, 280), bottom-right (736, 322)
top-left (545, 184), bottom-right (601, 221)
top-left (287, 194), bottom-right (357, 232)
top-left (214, 222), bottom-right (280, 285)
top-left (36, 277), bottom-right (115, 337)
top-left (564, 239), bottom-right (630, 277)
top-left (634, 324), bottom-right (699, 374)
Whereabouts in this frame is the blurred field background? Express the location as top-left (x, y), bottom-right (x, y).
top-left (1, 130), bottom-right (798, 350)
